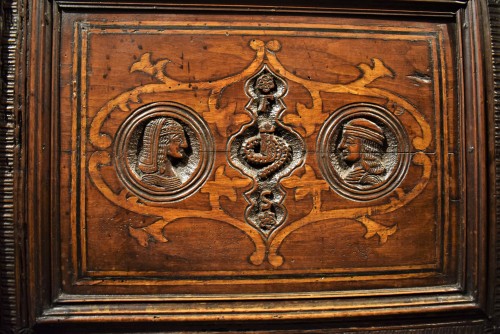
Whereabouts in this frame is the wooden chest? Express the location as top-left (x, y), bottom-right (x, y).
top-left (1, 0), bottom-right (499, 332)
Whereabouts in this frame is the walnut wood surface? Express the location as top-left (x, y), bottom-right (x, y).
top-left (56, 13), bottom-right (454, 294)
top-left (487, 0), bottom-right (500, 329)
top-left (0, 0), bottom-right (499, 332)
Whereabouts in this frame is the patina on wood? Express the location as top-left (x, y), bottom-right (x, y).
top-left (66, 19), bottom-right (451, 289)
top-left (0, 0), bottom-right (499, 332)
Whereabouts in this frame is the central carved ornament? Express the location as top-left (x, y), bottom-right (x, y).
top-left (228, 65), bottom-right (305, 237)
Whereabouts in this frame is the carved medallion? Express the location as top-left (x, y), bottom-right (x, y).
top-left (317, 103), bottom-right (410, 201)
top-left (227, 65), bottom-right (306, 236)
top-left (114, 102), bottom-right (214, 202)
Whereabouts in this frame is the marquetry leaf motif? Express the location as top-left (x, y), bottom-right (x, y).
top-left (358, 216), bottom-right (398, 244)
top-left (130, 52), bottom-right (172, 83)
top-left (281, 58), bottom-right (394, 138)
top-left (88, 39), bottom-right (431, 267)
top-left (282, 165), bottom-right (330, 201)
top-left (128, 219), bottom-right (169, 247)
top-left (200, 165), bottom-right (253, 209)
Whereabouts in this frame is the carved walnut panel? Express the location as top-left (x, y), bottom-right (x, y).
top-left (59, 13), bottom-right (458, 296)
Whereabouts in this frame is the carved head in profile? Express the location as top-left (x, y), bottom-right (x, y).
top-left (137, 117), bottom-right (188, 190)
top-left (338, 118), bottom-right (386, 186)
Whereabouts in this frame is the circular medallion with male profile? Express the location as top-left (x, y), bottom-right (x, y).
top-left (114, 102), bottom-right (215, 202)
top-left (317, 103), bottom-right (410, 201)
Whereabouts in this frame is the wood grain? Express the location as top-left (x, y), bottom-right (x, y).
top-left (61, 18), bottom-right (450, 291)
top-left (488, 0), bottom-right (500, 329)
top-left (1, 0), bottom-right (499, 332)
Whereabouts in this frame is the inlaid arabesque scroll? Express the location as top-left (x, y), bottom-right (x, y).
top-left (88, 39), bottom-right (431, 267)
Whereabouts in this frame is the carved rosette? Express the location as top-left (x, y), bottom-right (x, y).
top-left (228, 65), bottom-right (306, 236)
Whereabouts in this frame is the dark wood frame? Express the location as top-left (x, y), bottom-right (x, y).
top-left (0, 0), bottom-right (498, 332)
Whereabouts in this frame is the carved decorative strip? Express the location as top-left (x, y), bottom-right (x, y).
top-left (341, 325), bottom-right (487, 334)
top-left (489, 0), bottom-right (500, 326)
top-left (0, 0), bottom-right (18, 331)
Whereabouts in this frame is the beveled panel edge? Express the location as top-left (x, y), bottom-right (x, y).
top-left (460, 0), bottom-right (491, 321)
top-left (38, 294), bottom-right (479, 323)
top-left (61, 0), bottom-right (472, 300)
top-left (53, 0), bottom-right (467, 18)
top-left (72, 19), bottom-right (448, 279)
top-left (51, 284), bottom-right (465, 303)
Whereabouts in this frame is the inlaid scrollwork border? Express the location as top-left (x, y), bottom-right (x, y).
top-left (85, 23), bottom-right (438, 268)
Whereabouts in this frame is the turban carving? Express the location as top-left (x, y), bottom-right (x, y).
top-left (342, 118), bottom-right (384, 145)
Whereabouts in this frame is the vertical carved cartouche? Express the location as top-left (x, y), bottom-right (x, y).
top-left (228, 65), bottom-right (305, 236)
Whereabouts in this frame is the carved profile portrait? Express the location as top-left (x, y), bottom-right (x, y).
top-left (114, 102), bottom-right (214, 202)
top-left (337, 118), bottom-right (386, 187)
top-left (137, 117), bottom-right (188, 190)
top-left (317, 103), bottom-right (410, 201)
